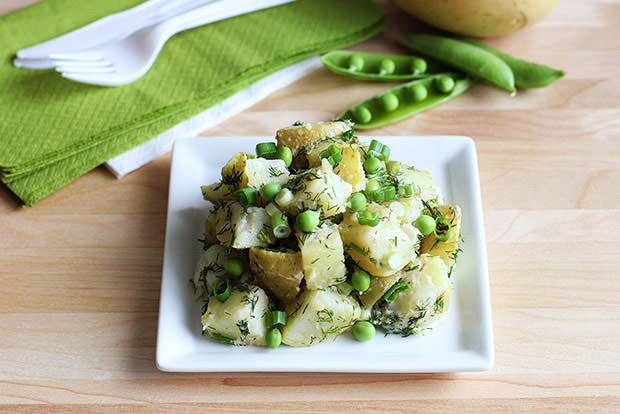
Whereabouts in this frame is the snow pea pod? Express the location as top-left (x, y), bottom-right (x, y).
top-left (320, 50), bottom-right (448, 82)
top-left (457, 38), bottom-right (564, 89)
top-left (398, 34), bottom-right (515, 93)
top-left (337, 73), bottom-right (473, 130)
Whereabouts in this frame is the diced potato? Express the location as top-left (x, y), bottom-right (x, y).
top-left (306, 141), bottom-right (366, 192)
top-left (398, 167), bottom-right (444, 205)
top-left (202, 212), bottom-right (219, 248)
top-left (221, 152), bottom-right (289, 192)
top-left (282, 288), bottom-right (361, 347)
top-left (249, 247), bottom-right (304, 303)
top-left (358, 272), bottom-right (400, 309)
top-left (339, 203), bottom-right (415, 276)
top-left (275, 121), bottom-right (353, 158)
top-left (286, 159), bottom-right (352, 218)
top-left (201, 284), bottom-right (271, 346)
top-left (191, 245), bottom-right (228, 300)
top-left (381, 196), bottom-right (424, 225)
top-left (201, 182), bottom-right (234, 204)
top-left (214, 201), bottom-right (275, 248)
top-left (371, 254), bottom-right (453, 335)
top-left (297, 222), bottom-right (347, 289)
top-left (419, 205), bottom-right (462, 272)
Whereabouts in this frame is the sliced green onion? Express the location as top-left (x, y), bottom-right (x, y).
top-left (363, 157), bottom-right (383, 175)
top-left (266, 310), bottom-right (287, 328)
top-left (368, 186), bottom-right (396, 202)
top-left (434, 216), bottom-right (452, 241)
top-left (256, 142), bottom-right (277, 158)
top-left (271, 211), bottom-right (292, 239)
top-left (214, 277), bottom-right (231, 302)
top-left (383, 281), bottom-right (411, 303)
top-left (233, 187), bottom-right (257, 208)
top-left (274, 188), bottom-right (293, 208)
top-left (260, 182), bottom-right (282, 202)
top-left (337, 281), bottom-right (355, 295)
top-left (225, 258), bottom-right (244, 277)
top-left (319, 144), bottom-right (343, 167)
top-left (368, 140), bottom-right (390, 161)
top-left (265, 202), bottom-right (280, 217)
top-left (398, 184), bottom-right (413, 197)
top-left (347, 192), bottom-right (367, 212)
top-left (357, 210), bottom-right (380, 227)
top-left (207, 331), bottom-right (235, 345)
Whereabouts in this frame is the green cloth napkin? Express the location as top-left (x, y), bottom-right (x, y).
top-left (0, 0), bottom-right (384, 206)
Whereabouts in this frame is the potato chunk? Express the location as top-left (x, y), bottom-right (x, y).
top-left (339, 203), bottom-right (415, 276)
top-left (286, 159), bottom-right (352, 218)
top-left (191, 245), bottom-right (250, 300)
top-left (397, 167), bottom-right (444, 205)
top-left (306, 141), bottom-right (366, 192)
top-left (297, 222), bottom-right (347, 289)
top-left (282, 288), bottom-right (361, 347)
top-left (249, 247), bottom-right (304, 303)
top-left (275, 121), bottom-right (352, 158)
top-left (221, 152), bottom-right (289, 192)
top-left (358, 272), bottom-right (400, 309)
top-left (214, 201), bottom-right (275, 248)
top-left (201, 284), bottom-right (271, 346)
top-left (419, 205), bottom-right (462, 272)
top-left (200, 182), bottom-right (234, 204)
top-left (371, 254), bottom-right (453, 336)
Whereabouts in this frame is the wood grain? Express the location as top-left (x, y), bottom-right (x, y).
top-left (1, 0), bottom-right (619, 412)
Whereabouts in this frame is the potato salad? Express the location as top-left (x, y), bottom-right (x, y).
top-left (192, 121), bottom-right (463, 348)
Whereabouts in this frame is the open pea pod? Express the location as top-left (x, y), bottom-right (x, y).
top-left (337, 73), bottom-right (473, 129)
top-left (320, 50), bottom-right (448, 82)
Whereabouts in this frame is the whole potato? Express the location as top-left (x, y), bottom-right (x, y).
top-left (390, 0), bottom-right (559, 37)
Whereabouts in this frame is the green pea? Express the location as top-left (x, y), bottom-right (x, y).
top-left (363, 157), bottom-right (383, 175)
top-left (338, 75), bottom-right (473, 130)
top-left (351, 268), bottom-right (370, 292)
top-left (296, 210), bottom-right (320, 232)
top-left (410, 83), bottom-right (428, 102)
top-left (414, 214), bottom-right (436, 236)
top-left (320, 50), bottom-right (448, 82)
top-left (399, 34), bottom-right (515, 92)
top-left (347, 192), bottom-right (367, 212)
top-left (458, 37), bottom-right (564, 89)
top-left (379, 58), bottom-right (395, 75)
top-left (266, 328), bottom-right (282, 348)
top-left (224, 258), bottom-right (244, 277)
top-left (354, 106), bottom-right (372, 124)
top-left (275, 146), bottom-right (293, 168)
top-left (365, 178), bottom-right (380, 194)
top-left (411, 57), bottom-right (427, 74)
top-left (259, 182), bottom-right (282, 202)
top-left (436, 75), bottom-right (455, 93)
top-left (380, 93), bottom-right (399, 112)
top-left (349, 54), bottom-right (364, 72)
top-left (352, 321), bottom-right (375, 342)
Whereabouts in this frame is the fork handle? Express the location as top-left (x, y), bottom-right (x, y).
top-left (162, 0), bottom-right (294, 36)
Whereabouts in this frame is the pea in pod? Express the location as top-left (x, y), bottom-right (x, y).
top-left (457, 38), bottom-right (564, 89)
top-left (337, 73), bottom-right (473, 129)
top-left (320, 50), bottom-right (448, 82)
top-left (398, 34), bottom-right (515, 93)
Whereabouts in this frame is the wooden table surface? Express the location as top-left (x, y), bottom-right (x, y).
top-left (1, 0), bottom-right (619, 412)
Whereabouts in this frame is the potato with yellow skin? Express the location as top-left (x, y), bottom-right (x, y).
top-left (297, 222), bottom-right (347, 290)
top-left (338, 203), bottom-right (415, 277)
top-left (390, 0), bottom-right (559, 37)
top-left (200, 182), bottom-right (234, 204)
top-left (249, 247), bottom-right (304, 304)
top-left (359, 272), bottom-right (401, 309)
top-left (221, 152), bottom-right (289, 193)
top-left (419, 205), bottom-right (462, 272)
top-left (306, 141), bottom-right (366, 192)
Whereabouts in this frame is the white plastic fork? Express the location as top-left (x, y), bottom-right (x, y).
top-left (50, 0), bottom-right (293, 87)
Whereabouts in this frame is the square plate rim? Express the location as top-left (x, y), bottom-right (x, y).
top-left (156, 135), bottom-right (494, 373)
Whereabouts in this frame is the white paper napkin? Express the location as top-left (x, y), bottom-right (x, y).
top-left (105, 56), bottom-right (321, 178)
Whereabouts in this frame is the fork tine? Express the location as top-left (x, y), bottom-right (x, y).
top-left (51, 59), bottom-right (114, 68)
top-left (61, 72), bottom-right (124, 87)
top-left (48, 52), bottom-right (105, 62)
top-left (55, 64), bottom-right (116, 74)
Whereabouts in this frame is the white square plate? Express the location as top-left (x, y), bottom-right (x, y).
top-left (156, 136), bottom-right (493, 372)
